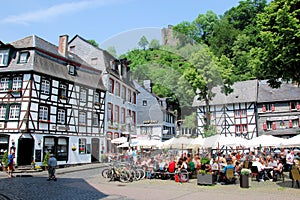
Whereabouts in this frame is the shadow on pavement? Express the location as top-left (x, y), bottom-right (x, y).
top-left (0, 176), bottom-right (108, 200)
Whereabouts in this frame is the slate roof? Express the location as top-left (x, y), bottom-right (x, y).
top-left (69, 35), bottom-right (136, 90)
top-left (3, 35), bottom-right (105, 90)
top-left (193, 79), bottom-right (258, 107)
top-left (257, 81), bottom-right (300, 103)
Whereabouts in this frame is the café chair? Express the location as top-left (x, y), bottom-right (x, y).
top-left (250, 166), bottom-right (259, 181)
top-left (225, 168), bottom-right (236, 184)
top-left (291, 168), bottom-right (300, 188)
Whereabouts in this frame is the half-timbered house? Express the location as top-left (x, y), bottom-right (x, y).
top-left (0, 35), bottom-right (106, 166)
top-left (68, 35), bottom-right (137, 153)
top-left (193, 80), bottom-right (258, 139)
top-left (257, 81), bottom-right (300, 138)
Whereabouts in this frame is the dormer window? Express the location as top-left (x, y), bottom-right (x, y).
top-left (0, 49), bottom-right (9, 67)
top-left (68, 64), bottom-right (76, 76)
top-left (18, 51), bottom-right (29, 64)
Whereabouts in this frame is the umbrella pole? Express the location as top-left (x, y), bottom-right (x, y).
top-left (182, 144), bottom-right (183, 158)
top-left (218, 142), bottom-right (220, 176)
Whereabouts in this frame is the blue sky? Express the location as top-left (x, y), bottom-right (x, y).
top-left (1, 0), bottom-right (241, 55)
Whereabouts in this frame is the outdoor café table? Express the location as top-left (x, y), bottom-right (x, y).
top-left (264, 166), bottom-right (274, 180)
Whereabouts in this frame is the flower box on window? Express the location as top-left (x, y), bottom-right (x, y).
top-left (39, 119), bottom-right (50, 123)
top-left (79, 147), bottom-right (85, 151)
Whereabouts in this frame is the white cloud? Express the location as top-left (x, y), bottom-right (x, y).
top-left (0, 0), bottom-right (125, 25)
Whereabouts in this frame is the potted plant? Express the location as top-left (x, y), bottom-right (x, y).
top-left (240, 168), bottom-right (251, 188)
top-left (31, 160), bottom-right (36, 169)
top-left (197, 169), bottom-right (216, 185)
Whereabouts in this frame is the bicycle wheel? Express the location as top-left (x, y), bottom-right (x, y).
top-left (137, 168), bottom-right (146, 180)
top-left (101, 168), bottom-right (111, 179)
top-left (119, 169), bottom-right (131, 183)
top-left (179, 169), bottom-right (189, 182)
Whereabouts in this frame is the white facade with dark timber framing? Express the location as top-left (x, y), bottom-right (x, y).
top-left (193, 80), bottom-right (258, 140)
top-left (68, 35), bottom-right (137, 154)
top-left (0, 35), bottom-right (106, 166)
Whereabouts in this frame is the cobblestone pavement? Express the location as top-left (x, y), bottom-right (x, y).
top-left (0, 164), bottom-right (299, 200)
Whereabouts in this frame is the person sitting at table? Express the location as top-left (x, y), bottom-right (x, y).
top-left (219, 159), bottom-right (235, 183)
top-left (179, 157), bottom-right (188, 171)
top-left (267, 156), bottom-right (277, 168)
top-left (252, 157), bottom-right (265, 182)
top-left (272, 158), bottom-right (283, 181)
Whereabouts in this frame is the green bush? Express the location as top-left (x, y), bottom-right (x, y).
top-left (43, 152), bottom-right (50, 167)
top-left (200, 157), bottom-right (210, 165)
top-left (2, 151), bottom-right (8, 166)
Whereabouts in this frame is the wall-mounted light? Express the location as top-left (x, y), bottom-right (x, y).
top-left (11, 139), bottom-right (15, 146)
top-left (38, 139), bottom-right (42, 146)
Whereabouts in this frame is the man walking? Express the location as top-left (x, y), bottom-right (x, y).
top-left (47, 154), bottom-right (57, 181)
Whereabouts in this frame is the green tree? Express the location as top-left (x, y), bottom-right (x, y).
top-left (192, 10), bottom-right (219, 45)
top-left (223, 0), bottom-right (268, 31)
top-left (173, 11), bottom-right (219, 46)
top-left (183, 45), bottom-right (233, 133)
top-left (208, 18), bottom-right (241, 58)
top-left (149, 39), bottom-right (160, 49)
top-left (250, 0), bottom-right (300, 87)
top-left (172, 21), bottom-right (196, 47)
top-left (87, 39), bottom-right (99, 47)
top-left (138, 36), bottom-right (149, 50)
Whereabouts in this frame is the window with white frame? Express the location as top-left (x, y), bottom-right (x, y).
top-left (39, 105), bottom-right (48, 121)
top-left (94, 91), bottom-right (100, 104)
top-left (267, 121), bottom-right (272, 130)
top-left (0, 49), bottom-right (9, 66)
top-left (68, 64), bottom-right (76, 76)
top-left (292, 119), bottom-right (299, 127)
top-left (114, 105), bottom-right (119, 123)
top-left (115, 81), bottom-right (120, 96)
top-left (0, 105), bottom-right (6, 119)
top-left (79, 88), bottom-right (87, 102)
top-left (108, 103), bottom-right (113, 122)
top-left (234, 109), bottom-right (247, 118)
top-left (79, 111), bottom-right (86, 125)
top-left (57, 108), bottom-right (66, 124)
top-left (143, 100), bottom-right (147, 106)
top-left (9, 104), bottom-right (20, 119)
top-left (12, 77), bottom-right (22, 91)
top-left (57, 138), bottom-right (68, 160)
top-left (18, 52), bottom-right (29, 63)
top-left (121, 85), bottom-right (126, 100)
top-left (108, 78), bottom-right (114, 93)
top-left (0, 77), bottom-right (9, 92)
top-left (127, 89), bottom-right (131, 102)
top-left (121, 108), bottom-right (125, 124)
top-left (92, 113), bottom-right (99, 126)
top-left (41, 79), bottom-right (50, 94)
top-left (59, 84), bottom-right (67, 99)
top-left (79, 138), bottom-right (86, 154)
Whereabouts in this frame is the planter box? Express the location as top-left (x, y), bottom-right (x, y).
top-left (197, 174), bottom-right (216, 185)
top-left (240, 175), bottom-right (249, 188)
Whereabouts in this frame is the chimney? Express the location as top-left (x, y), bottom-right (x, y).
top-left (58, 35), bottom-right (69, 57)
top-left (143, 80), bottom-right (152, 93)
